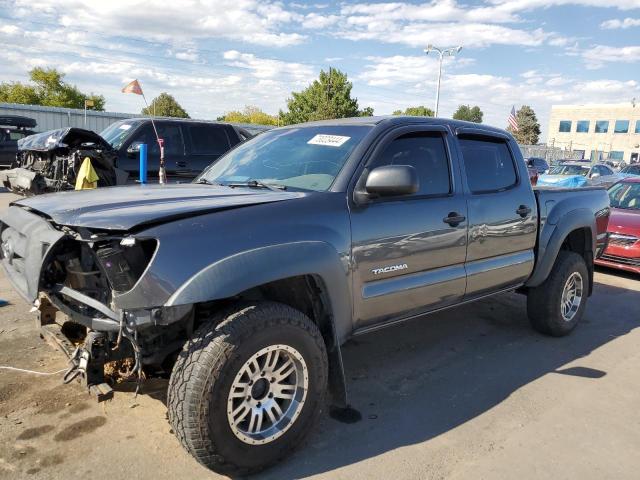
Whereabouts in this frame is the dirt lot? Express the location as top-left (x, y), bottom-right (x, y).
top-left (0, 188), bottom-right (639, 480)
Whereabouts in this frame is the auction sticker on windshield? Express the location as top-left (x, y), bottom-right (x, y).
top-left (307, 134), bottom-right (351, 147)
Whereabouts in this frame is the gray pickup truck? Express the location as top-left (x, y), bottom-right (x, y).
top-left (0, 117), bottom-right (610, 475)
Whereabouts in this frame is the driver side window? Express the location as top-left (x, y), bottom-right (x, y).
top-left (368, 132), bottom-right (451, 197)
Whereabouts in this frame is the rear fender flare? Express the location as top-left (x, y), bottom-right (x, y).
top-left (526, 208), bottom-right (595, 288)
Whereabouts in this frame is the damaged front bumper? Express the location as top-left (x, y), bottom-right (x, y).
top-left (1, 205), bottom-right (192, 398)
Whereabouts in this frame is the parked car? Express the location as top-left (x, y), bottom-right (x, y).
top-left (0, 118), bottom-right (247, 195)
top-left (0, 115), bottom-right (36, 169)
top-left (618, 164), bottom-right (640, 178)
top-left (537, 161), bottom-right (618, 188)
top-left (595, 178), bottom-right (640, 274)
top-left (525, 156), bottom-right (549, 175)
top-left (0, 116), bottom-right (610, 475)
top-left (100, 118), bottom-right (245, 178)
top-left (604, 159), bottom-right (626, 171)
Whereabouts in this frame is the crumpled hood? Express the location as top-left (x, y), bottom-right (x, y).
top-left (17, 127), bottom-right (113, 152)
top-left (13, 184), bottom-right (305, 230)
top-left (537, 174), bottom-right (587, 188)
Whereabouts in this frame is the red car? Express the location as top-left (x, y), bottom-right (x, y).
top-left (595, 177), bottom-right (640, 274)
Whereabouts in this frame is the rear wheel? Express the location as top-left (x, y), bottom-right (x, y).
top-left (167, 301), bottom-right (328, 475)
top-left (527, 251), bottom-right (589, 336)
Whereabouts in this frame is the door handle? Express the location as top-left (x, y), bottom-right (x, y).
top-left (516, 205), bottom-right (531, 217)
top-left (443, 212), bottom-right (466, 226)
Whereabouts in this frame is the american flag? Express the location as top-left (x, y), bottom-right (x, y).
top-left (508, 106), bottom-right (519, 131)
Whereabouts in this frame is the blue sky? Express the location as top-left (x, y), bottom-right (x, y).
top-left (1, 0), bottom-right (639, 138)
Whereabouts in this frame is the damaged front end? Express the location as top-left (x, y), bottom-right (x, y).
top-left (1, 205), bottom-right (192, 400)
top-left (0, 127), bottom-right (128, 196)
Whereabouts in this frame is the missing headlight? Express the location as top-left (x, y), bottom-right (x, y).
top-left (95, 239), bottom-right (157, 293)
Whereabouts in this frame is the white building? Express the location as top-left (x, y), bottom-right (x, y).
top-left (547, 103), bottom-right (640, 163)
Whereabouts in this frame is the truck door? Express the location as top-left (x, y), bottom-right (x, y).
top-left (120, 121), bottom-right (187, 177)
top-left (350, 126), bottom-right (468, 331)
top-left (456, 130), bottom-right (537, 298)
top-left (184, 123), bottom-right (232, 176)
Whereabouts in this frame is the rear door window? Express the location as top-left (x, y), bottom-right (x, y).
top-left (188, 124), bottom-right (230, 155)
top-left (459, 137), bottom-right (518, 193)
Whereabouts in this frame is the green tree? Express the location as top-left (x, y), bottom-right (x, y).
top-left (219, 105), bottom-right (278, 125)
top-left (453, 104), bottom-right (483, 123)
top-left (508, 105), bottom-right (541, 145)
top-left (279, 68), bottom-right (365, 125)
top-left (359, 106), bottom-right (375, 117)
top-left (0, 67), bottom-right (105, 110)
top-left (392, 106), bottom-right (434, 117)
top-left (142, 92), bottom-right (189, 118)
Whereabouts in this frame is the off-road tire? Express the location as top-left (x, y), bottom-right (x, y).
top-left (527, 251), bottom-right (589, 336)
top-left (167, 301), bottom-right (328, 476)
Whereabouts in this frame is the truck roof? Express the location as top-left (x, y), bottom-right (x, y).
top-left (285, 115), bottom-right (512, 136)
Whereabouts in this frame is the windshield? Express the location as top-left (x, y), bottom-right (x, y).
top-left (549, 164), bottom-right (589, 176)
top-left (100, 121), bottom-right (138, 149)
top-left (620, 165), bottom-right (640, 175)
top-left (196, 125), bottom-right (371, 191)
top-left (609, 182), bottom-right (640, 210)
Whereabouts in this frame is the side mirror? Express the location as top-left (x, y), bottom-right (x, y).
top-left (365, 165), bottom-right (419, 197)
top-left (127, 142), bottom-right (142, 158)
top-left (590, 172), bottom-right (600, 179)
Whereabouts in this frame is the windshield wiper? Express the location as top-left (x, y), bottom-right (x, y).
top-left (195, 178), bottom-right (221, 186)
top-left (225, 180), bottom-right (287, 191)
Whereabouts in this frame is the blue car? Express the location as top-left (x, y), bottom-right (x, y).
top-left (538, 162), bottom-right (618, 188)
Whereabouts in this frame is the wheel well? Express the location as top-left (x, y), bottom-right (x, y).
top-left (255, 275), bottom-right (336, 348)
top-left (193, 275), bottom-right (347, 407)
top-left (560, 227), bottom-right (594, 295)
top-left (194, 275), bottom-right (336, 349)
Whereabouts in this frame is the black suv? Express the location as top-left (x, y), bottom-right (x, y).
top-left (525, 156), bottom-right (550, 175)
top-left (0, 115), bottom-right (36, 169)
top-left (100, 118), bottom-right (247, 178)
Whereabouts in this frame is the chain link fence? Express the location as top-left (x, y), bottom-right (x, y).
top-left (518, 144), bottom-right (588, 164)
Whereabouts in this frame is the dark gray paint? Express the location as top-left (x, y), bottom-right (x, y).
top-left (0, 116), bottom-right (611, 348)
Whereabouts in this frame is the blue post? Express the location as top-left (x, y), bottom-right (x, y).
top-left (139, 143), bottom-right (147, 184)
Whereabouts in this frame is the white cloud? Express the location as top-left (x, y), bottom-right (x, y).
top-left (11, 0), bottom-right (308, 47)
top-left (601, 17), bottom-right (640, 29)
top-left (330, 1), bottom-right (572, 49)
top-left (302, 13), bottom-right (340, 29)
top-left (581, 44), bottom-right (640, 69)
top-left (488, 0), bottom-right (640, 12)
top-left (222, 50), bottom-right (315, 84)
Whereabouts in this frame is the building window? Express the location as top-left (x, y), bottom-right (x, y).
top-left (576, 120), bottom-right (589, 133)
top-left (635, 121), bottom-right (640, 134)
top-left (609, 151), bottom-right (624, 160)
top-left (558, 121), bottom-right (572, 133)
top-left (614, 120), bottom-right (629, 133)
top-left (595, 120), bottom-right (609, 133)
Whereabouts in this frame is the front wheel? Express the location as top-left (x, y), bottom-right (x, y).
top-left (167, 301), bottom-right (328, 475)
top-left (527, 251), bottom-right (590, 336)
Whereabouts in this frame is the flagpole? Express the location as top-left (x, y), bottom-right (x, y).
top-left (141, 92), bottom-right (167, 184)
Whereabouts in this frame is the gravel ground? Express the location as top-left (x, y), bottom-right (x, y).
top-left (0, 189), bottom-right (639, 480)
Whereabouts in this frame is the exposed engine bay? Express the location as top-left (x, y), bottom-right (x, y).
top-left (0, 127), bottom-right (128, 195)
top-left (0, 204), bottom-right (193, 399)
top-left (38, 231), bottom-right (192, 397)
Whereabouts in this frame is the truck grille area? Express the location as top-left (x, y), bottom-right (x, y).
top-left (608, 234), bottom-right (639, 247)
top-left (599, 254), bottom-right (640, 267)
top-left (0, 206), bottom-right (66, 302)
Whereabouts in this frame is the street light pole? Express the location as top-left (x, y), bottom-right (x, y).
top-left (424, 44), bottom-right (462, 117)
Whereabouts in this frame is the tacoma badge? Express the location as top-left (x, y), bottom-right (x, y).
top-left (371, 263), bottom-right (408, 275)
